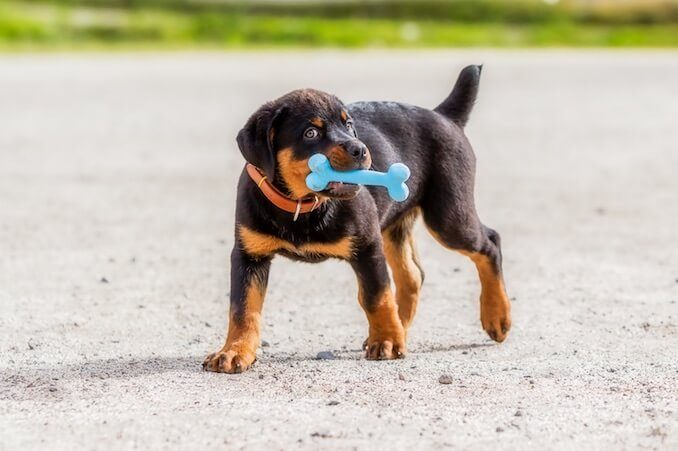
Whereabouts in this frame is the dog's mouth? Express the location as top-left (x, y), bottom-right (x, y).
top-left (322, 181), bottom-right (362, 199)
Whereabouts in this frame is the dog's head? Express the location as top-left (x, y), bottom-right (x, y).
top-left (237, 89), bottom-right (371, 200)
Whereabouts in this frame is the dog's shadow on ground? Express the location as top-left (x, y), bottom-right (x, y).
top-left (1, 356), bottom-right (203, 401)
top-left (1, 356), bottom-right (200, 391)
top-left (269, 341), bottom-right (493, 363)
top-left (1, 342), bottom-right (492, 398)
top-left (411, 342), bottom-right (493, 353)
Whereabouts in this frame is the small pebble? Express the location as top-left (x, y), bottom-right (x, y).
top-left (496, 427), bottom-right (504, 433)
top-left (398, 373), bottom-right (406, 381)
top-left (438, 375), bottom-right (453, 384)
top-left (316, 351), bottom-right (336, 360)
top-left (515, 410), bottom-right (523, 417)
top-left (327, 400), bottom-right (340, 406)
top-left (100, 277), bottom-right (109, 284)
top-left (261, 340), bottom-right (270, 347)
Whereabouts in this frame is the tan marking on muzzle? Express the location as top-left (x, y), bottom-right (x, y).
top-left (328, 146), bottom-right (355, 171)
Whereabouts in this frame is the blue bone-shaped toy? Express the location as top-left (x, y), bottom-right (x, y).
top-left (305, 154), bottom-right (410, 202)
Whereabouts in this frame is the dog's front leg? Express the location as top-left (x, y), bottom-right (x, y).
top-left (351, 240), bottom-right (407, 360)
top-left (203, 247), bottom-right (271, 373)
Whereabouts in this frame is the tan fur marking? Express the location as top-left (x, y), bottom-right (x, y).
top-left (460, 250), bottom-right (511, 342)
top-left (359, 285), bottom-right (406, 359)
top-left (310, 118), bottom-right (324, 128)
top-left (225, 282), bottom-right (264, 355)
top-left (360, 286), bottom-right (403, 341)
top-left (383, 211), bottom-right (423, 331)
top-left (341, 110), bottom-right (347, 122)
top-left (277, 147), bottom-right (313, 199)
top-left (204, 277), bottom-right (265, 372)
top-left (239, 225), bottom-right (353, 260)
top-left (461, 251), bottom-right (510, 311)
top-left (328, 146), bottom-right (355, 170)
top-left (239, 225), bottom-right (288, 257)
top-left (299, 237), bottom-right (354, 259)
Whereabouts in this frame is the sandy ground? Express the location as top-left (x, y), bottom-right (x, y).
top-left (0, 51), bottom-right (677, 450)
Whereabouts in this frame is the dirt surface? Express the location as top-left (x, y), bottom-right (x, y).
top-left (1, 51), bottom-right (677, 450)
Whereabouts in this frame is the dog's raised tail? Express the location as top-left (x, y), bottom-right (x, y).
top-left (434, 65), bottom-right (482, 128)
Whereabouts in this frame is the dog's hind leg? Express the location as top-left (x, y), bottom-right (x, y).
top-left (421, 186), bottom-right (511, 343)
top-left (382, 208), bottom-right (424, 334)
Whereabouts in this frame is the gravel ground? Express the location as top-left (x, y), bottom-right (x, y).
top-left (1, 51), bottom-right (677, 450)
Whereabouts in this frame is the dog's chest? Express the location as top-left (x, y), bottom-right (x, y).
top-left (239, 225), bottom-right (353, 261)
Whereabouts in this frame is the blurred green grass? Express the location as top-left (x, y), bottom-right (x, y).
top-left (1, 0), bottom-right (677, 50)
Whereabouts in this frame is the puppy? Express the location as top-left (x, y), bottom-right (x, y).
top-left (203, 65), bottom-right (511, 373)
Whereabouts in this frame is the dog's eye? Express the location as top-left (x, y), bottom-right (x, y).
top-left (346, 121), bottom-right (357, 137)
top-left (304, 127), bottom-right (320, 140)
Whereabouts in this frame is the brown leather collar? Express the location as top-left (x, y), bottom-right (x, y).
top-left (246, 164), bottom-right (322, 220)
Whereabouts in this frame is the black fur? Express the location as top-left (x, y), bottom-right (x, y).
top-left (237, 105), bottom-right (287, 181)
top-left (434, 64), bottom-right (482, 127)
top-left (229, 247), bottom-right (271, 324)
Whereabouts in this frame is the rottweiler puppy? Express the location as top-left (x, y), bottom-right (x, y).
top-left (203, 65), bottom-right (511, 373)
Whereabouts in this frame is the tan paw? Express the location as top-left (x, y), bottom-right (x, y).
top-left (481, 306), bottom-right (511, 343)
top-left (365, 338), bottom-right (406, 360)
top-left (202, 346), bottom-right (256, 374)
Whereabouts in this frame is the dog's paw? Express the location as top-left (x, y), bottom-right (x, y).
top-left (481, 307), bottom-right (511, 343)
top-left (364, 338), bottom-right (406, 360)
top-left (202, 346), bottom-right (256, 374)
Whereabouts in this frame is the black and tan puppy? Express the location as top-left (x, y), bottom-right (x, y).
top-left (204, 65), bottom-right (511, 373)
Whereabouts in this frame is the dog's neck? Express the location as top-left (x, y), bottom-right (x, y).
top-left (245, 165), bottom-right (343, 229)
top-left (246, 164), bottom-right (326, 220)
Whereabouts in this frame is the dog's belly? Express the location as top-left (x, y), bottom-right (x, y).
top-left (277, 249), bottom-right (332, 263)
top-left (274, 237), bottom-right (353, 261)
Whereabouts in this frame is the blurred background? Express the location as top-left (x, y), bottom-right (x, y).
top-left (1, 0), bottom-right (677, 50)
top-left (2, 1), bottom-right (678, 449)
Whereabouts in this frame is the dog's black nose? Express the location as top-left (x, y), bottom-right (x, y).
top-left (346, 142), bottom-right (368, 162)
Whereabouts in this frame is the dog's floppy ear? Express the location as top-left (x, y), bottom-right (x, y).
top-left (237, 104), bottom-right (286, 181)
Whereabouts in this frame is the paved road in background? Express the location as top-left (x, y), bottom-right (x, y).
top-left (1, 51), bottom-right (677, 449)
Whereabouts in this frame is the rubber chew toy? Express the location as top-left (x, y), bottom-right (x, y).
top-left (306, 154), bottom-right (410, 202)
